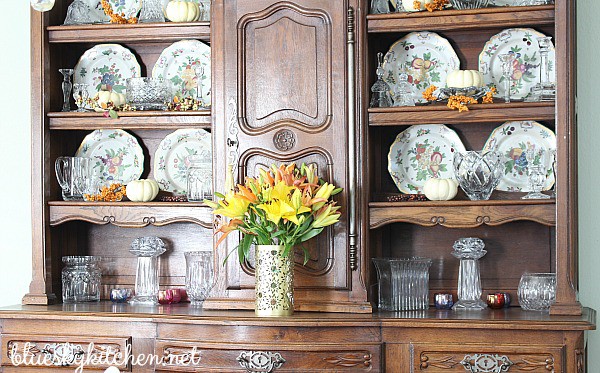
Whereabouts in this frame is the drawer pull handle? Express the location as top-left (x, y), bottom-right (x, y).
top-left (237, 350), bottom-right (286, 373)
top-left (460, 354), bottom-right (513, 373)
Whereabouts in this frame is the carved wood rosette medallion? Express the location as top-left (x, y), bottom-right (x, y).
top-left (236, 350), bottom-right (286, 373)
top-left (323, 352), bottom-right (372, 369)
top-left (273, 129), bottom-right (296, 151)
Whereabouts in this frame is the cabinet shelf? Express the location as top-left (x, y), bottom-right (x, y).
top-left (368, 102), bottom-right (554, 126)
top-left (369, 195), bottom-right (555, 229)
top-left (48, 201), bottom-right (213, 228)
top-left (367, 5), bottom-right (554, 33)
top-left (47, 22), bottom-right (210, 43)
top-left (48, 110), bottom-right (211, 130)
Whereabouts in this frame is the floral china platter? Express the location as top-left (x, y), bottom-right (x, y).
top-left (152, 40), bottom-right (211, 106)
top-left (382, 31), bottom-right (460, 104)
top-left (153, 129), bottom-right (212, 194)
top-left (388, 124), bottom-right (466, 194)
top-left (76, 129), bottom-right (144, 183)
top-left (482, 121), bottom-right (556, 192)
top-left (74, 44), bottom-right (141, 104)
top-left (84, 0), bottom-right (142, 23)
top-left (479, 28), bottom-right (555, 100)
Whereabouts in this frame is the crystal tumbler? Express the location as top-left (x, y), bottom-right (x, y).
top-left (372, 257), bottom-right (432, 311)
top-left (185, 251), bottom-right (214, 306)
top-left (518, 273), bottom-right (556, 311)
top-left (62, 256), bottom-right (101, 303)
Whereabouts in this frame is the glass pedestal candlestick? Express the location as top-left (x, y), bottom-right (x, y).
top-left (59, 69), bottom-right (74, 112)
top-left (452, 237), bottom-right (488, 310)
top-left (370, 52), bottom-right (392, 108)
top-left (129, 237), bottom-right (167, 305)
top-left (525, 36), bottom-right (556, 102)
top-left (498, 54), bottom-right (515, 103)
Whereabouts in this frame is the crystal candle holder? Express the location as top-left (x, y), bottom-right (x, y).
top-left (434, 293), bottom-right (454, 310)
top-left (62, 256), bottom-right (101, 303)
top-left (126, 77), bottom-right (172, 110)
top-left (110, 288), bottom-right (133, 303)
top-left (129, 237), bottom-right (167, 305)
top-left (518, 273), bottom-right (556, 311)
top-left (452, 238), bottom-right (487, 310)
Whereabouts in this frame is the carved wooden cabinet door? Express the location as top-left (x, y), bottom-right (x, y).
top-left (211, 0), bottom-right (368, 312)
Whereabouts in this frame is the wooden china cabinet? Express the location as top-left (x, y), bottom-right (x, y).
top-left (0, 0), bottom-right (594, 372)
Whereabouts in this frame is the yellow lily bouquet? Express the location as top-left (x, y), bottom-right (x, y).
top-left (208, 163), bottom-right (342, 264)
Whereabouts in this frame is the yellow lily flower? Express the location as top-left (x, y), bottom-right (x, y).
top-left (257, 199), bottom-right (297, 225)
top-left (213, 191), bottom-right (250, 219)
top-left (262, 181), bottom-right (295, 203)
top-left (291, 189), bottom-right (311, 215)
top-left (312, 182), bottom-right (336, 211)
top-left (313, 204), bottom-right (341, 228)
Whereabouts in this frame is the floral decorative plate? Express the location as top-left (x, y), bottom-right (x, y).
top-left (479, 28), bottom-right (555, 100)
top-left (83, 0), bottom-right (142, 23)
top-left (75, 129), bottom-right (144, 183)
top-left (482, 121), bottom-right (556, 192)
top-left (153, 129), bottom-right (212, 194)
top-left (382, 32), bottom-right (460, 104)
top-left (388, 124), bottom-right (466, 194)
top-left (152, 40), bottom-right (211, 106)
top-left (74, 44), bottom-right (141, 102)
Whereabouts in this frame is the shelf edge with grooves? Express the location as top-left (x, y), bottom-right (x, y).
top-left (48, 111), bottom-right (211, 130)
top-left (368, 102), bottom-right (555, 126)
top-left (47, 22), bottom-right (210, 43)
top-left (369, 202), bottom-right (555, 229)
top-left (48, 201), bottom-right (213, 228)
top-left (367, 5), bottom-right (554, 33)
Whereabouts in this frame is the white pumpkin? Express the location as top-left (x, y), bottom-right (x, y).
top-left (401, 0), bottom-right (434, 12)
top-left (165, 1), bottom-right (201, 22)
top-left (422, 178), bottom-right (458, 201)
top-left (94, 90), bottom-right (126, 107)
top-left (126, 179), bottom-right (160, 202)
top-left (446, 70), bottom-right (485, 88)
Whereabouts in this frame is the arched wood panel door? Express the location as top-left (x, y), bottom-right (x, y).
top-left (210, 0), bottom-right (369, 312)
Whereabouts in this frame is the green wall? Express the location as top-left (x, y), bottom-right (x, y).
top-left (577, 0), bottom-right (600, 370)
top-left (0, 0), bottom-right (599, 369)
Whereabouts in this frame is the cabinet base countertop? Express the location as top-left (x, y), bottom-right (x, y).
top-left (0, 304), bottom-right (594, 372)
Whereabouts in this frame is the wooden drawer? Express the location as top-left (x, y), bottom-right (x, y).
top-left (155, 340), bottom-right (381, 372)
top-left (1, 334), bottom-right (132, 371)
top-left (411, 343), bottom-right (563, 372)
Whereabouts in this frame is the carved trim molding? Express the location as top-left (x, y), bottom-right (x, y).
top-left (323, 352), bottom-right (371, 369)
top-left (575, 349), bottom-right (584, 373)
top-left (420, 354), bottom-right (460, 369)
top-left (237, 350), bottom-right (285, 373)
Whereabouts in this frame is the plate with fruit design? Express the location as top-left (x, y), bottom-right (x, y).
top-left (76, 129), bottom-right (144, 183)
top-left (382, 31), bottom-right (460, 104)
top-left (152, 40), bottom-right (211, 107)
top-left (482, 121), bottom-right (556, 192)
top-left (153, 129), bottom-right (212, 194)
top-left (479, 28), bottom-right (555, 100)
top-left (84, 0), bottom-right (142, 23)
top-left (74, 44), bottom-right (141, 103)
top-left (388, 124), bottom-right (466, 194)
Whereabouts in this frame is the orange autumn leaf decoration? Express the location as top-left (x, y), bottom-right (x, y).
top-left (447, 95), bottom-right (477, 112)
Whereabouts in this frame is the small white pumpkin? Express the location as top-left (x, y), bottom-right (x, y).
top-left (126, 179), bottom-right (160, 202)
top-left (422, 178), bottom-right (458, 201)
top-left (401, 0), bottom-right (434, 12)
top-left (446, 70), bottom-right (485, 89)
top-left (165, 1), bottom-right (201, 22)
top-left (94, 90), bottom-right (126, 108)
